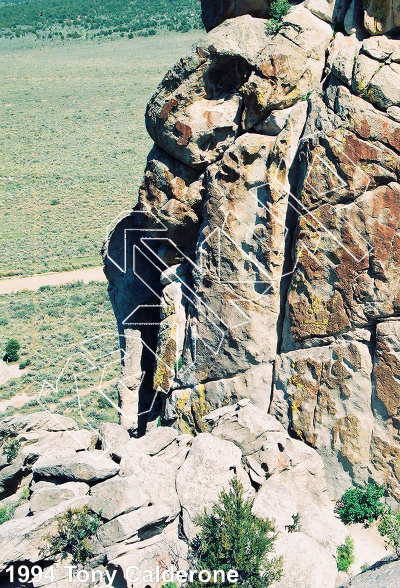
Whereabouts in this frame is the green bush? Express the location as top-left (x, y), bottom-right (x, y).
top-left (0, 504), bottom-right (16, 525)
top-left (269, 0), bottom-right (291, 21)
top-left (286, 512), bottom-right (301, 533)
top-left (4, 338), bottom-right (21, 363)
top-left (378, 509), bottom-right (400, 557)
top-left (41, 506), bottom-right (102, 565)
top-left (19, 358), bottom-right (31, 369)
top-left (335, 483), bottom-right (385, 525)
top-left (337, 536), bottom-right (355, 572)
top-left (188, 476), bottom-right (283, 587)
top-left (2, 437), bottom-right (21, 462)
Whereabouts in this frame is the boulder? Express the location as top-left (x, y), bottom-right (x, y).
top-left (29, 481), bottom-right (89, 514)
top-left (112, 425), bottom-right (178, 460)
top-left (32, 450), bottom-right (119, 483)
top-left (98, 422), bottom-right (130, 453)
top-left (204, 400), bottom-right (327, 481)
top-left (363, 0), bottom-right (400, 35)
top-left (138, 146), bottom-right (203, 246)
top-left (0, 413), bottom-right (79, 435)
top-left (338, 559), bottom-right (400, 587)
top-left (176, 433), bottom-right (244, 540)
top-left (270, 532), bottom-right (337, 588)
top-left (108, 529), bottom-right (188, 588)
top-left (146, 16), bottom-right (267, 169)
top-left (304, 0), bottom-right (352, 23)
top-left (89, 474), bottom-right (148, 521)
top-left (96, 503), bottom-right (174, 548)
top-left (166, 364), bottom-right (275, 432)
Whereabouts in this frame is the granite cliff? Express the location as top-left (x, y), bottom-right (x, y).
top-left (105, 0), bottom-right (400, 503)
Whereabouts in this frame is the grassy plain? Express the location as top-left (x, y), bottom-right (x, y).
top-left (0, 31), bottom-right (204, 277)
top-left (0, 281), bottom-right (121, 427)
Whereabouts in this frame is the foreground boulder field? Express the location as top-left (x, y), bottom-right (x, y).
top-left (0, 408), bottom-right (360, 587)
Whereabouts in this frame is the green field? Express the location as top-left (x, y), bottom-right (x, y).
top-left (0, 281), bottom-right (122, 427)
top-left (0, 0), bottom-right (202, 39)
top-left (0, 31), bottom-right (204, 277)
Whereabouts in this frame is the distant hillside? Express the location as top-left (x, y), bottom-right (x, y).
top-left (0, 0), bottom-right (203, 39)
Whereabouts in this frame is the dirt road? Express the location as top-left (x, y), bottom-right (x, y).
top-left (0, 266), bottom-right (107, 295)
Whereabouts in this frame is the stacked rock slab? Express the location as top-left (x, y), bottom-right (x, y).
top-left (105, 0), bottom-right (400, 498)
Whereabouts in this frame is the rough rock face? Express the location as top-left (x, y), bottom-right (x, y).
top-left (105, 0), bottom-right (400, 520)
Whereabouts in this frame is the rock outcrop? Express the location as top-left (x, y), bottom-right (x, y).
top-left (105, 0), bottom-right (400, 510)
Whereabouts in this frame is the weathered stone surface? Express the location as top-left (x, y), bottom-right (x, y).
top-left (176, 433), bottom-right (244, 540)
top-left (138, 146), bottom-right (202, 246)
top-left (363, 0), bottom-right (400, 35)
top-left (271, 340), bottom-right (374, 497)
top-left (118, 452), bottom-right (181, 518)
top-left (328, 33), bottom-right (361, 87)
top-left (112, 426), bottom-right (178, 460)
top-left (339, 559), bottom-right (400, 587)
top-left (108, 529), bottom-right (188, 588)
top-left (254, 105), bottom-right (296, 136)
top-left (201, 0), bottom-right (271, 31)
top-left (29, 481), bottom-right (89, 514)
top-left (205, 400), bottom-right (327, 483)
top-left (146, 15), bottom-right (265, 169)
top-left (282, 90), bottom-right (400, 345)
top-left (270, 532), bottom-right (337, 588)
top-left (33, 450), bottom-right (119, 483)
top-left (173, 118), bottom-right (307, 391)
top-left (96, 503), bottom-right (174, 547)
top-left (20, 428), bottom-right (96, 461)
top-left (153, 279), bottom-right (188, 395)
top-left (305, 0), bottom-right (351, 23)
top-left (166, 364), bottom-right (274, 432)
top-left (0, 413), bottom-right (79, 435)
top-left (98, 422), bottom-right (130, 453)
top-left (370, 320), bottom-right (400, 500)
top-left (89, 474), bottom-right (148, 521)
top-left (351, 43), bottom-right (400, 109)
top-left (242, 7), bottom-right (332, 129)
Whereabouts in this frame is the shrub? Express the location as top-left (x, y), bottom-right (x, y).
top-left (337, 536), bottom-right (355, 572)
top-left (269, 0), bottom-right (291, 21)
top-left (0, 504), bottom-right (16, 525)
top-left (378, 509), bottom-right (400, 557)
top-left (286, 512), bottom-right (301, 533)
top-left (41, 506), bottom-right (102, 565)
top-left (4, 339), bottom-right (21, 363)
top-left (2, 437), bottom-right (21, 462)
top-left (19, 358), bottom-right (31, 369)
top-left (335, 483), bottom-right (385, 525)
top-left (188, 476), bottom-right (283, 587)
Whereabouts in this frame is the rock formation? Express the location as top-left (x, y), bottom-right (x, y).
top-left (105, 0), bottom-right (400, 507)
